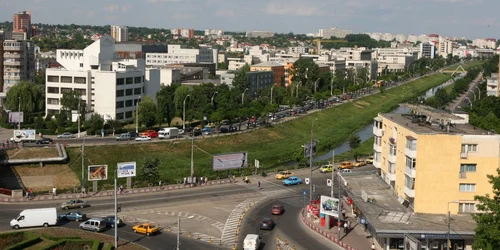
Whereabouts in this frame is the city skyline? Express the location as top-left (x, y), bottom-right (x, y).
top-left (0, 0), bottom-right (499, 39)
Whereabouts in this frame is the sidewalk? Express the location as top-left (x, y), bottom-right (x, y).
top-left (300, 199), bottom-right (380, 250)
top-left (1, 179), bottom-right (232, 203)
top-left (449, 71), bottom-right (483, 111)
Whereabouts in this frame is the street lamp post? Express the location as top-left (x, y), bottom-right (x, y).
top-left (241, 88), bottom-right (249, 105)
top-left (330, 74), bottom-right (334, 96)
top-left (468, 90), bottom-right (477, 101)
top-left (447, 200), bottom-right (459, 249)
top-left (464, 97), bottom-right (472, 108)
top-left (183, 95), bottom-right (190, 130)
top-left (114, 169), bottom-right (118, 249)
top-left (135, 96), bottom-right (141, 134)
top-left (314, 79), bottom-right (319, 93)
top-left (190, 129), bottom-right (195, 178)
top-left (77, 100), bottom-right (81, 138)
top-left (18, 96), bottom-right (21, 129)
top-left (475, 86), bottom-right (481, 100)
top-left (270, 83), bottom-right (277, 105)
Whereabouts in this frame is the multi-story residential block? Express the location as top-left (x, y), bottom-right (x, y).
top-left (472, 38), bottom-right (496, 49)
top-left (330, 47), bottom-right (373, 61)
top-left (1, 39), bottom-right (35, 100)
top-left (373, 106), bottom-right (500, 215)
top-left (145, 45), bottom-right (217, 67)
top-left (314, 58), bottom-right (346, 75)
top-left (45, 35), bottom-right (160, 121)
top-left (319, 27), bottom-right (351, 39)
top-left (375, 47), bottom-right (419, 74)
top-left (13, 11), bottom-right (32, 39)
top-left (438, 38), bottom-right (453, 57)
top-left (170, 28), bottom-right (194, 39)
top-left (110, 26), bottom-right (128, 42)
top-left (228, 60), bottom-right (247, 71)
top-left (419, 42), bottom-right (435, 59)
top-left (250, 62), bottom-right (285, 86)
top-left (486, 73), bottom-right (498, 97)
top-left (245, 31), bottom-right (274, 38)
top-left (115, 42), bottom-right (168, 59)
top-left (204, 29), bottom-right (224, 38)
top-left (288, 46), bottom-right (309, 55)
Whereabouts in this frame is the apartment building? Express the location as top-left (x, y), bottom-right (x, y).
top-left (373, 105), bottom-right (500, 215)
top-left (247, 71), bottom-right (274, 97)
top-left (45, 35), bottom-right (160, 121)
top-left (145, 45), bottom-right (217, 67)
top-left (472, 38), bottom-right (496, 49)
top-left (250, 62), bottom-right (285, 86)
top-left (170, 28), bottom-right (194, 39)
top-left (110, 26), bottom-right (128, 42)
top-left (319, 27), bottom-right (351, 39)
top-left (375, 48), bottom-right (419, 74)
top-left (330, 47), bottom-right (373, 61)
top-left (245, 31), bottom-right (274, 38)
top-left (486, 73), bottom-right (498, 97)
top-left (438, 38), bottom-right (453, 57)
top-left (204, 29), bottom-right (224, 38)
top-left (419, 42), bottom-right (435, 59)
top-left (1, 40), bottom-right (35, 99)
top-left (13, 11), bottom-right (33, 39)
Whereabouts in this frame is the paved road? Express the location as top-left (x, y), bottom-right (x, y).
top-left (451, 71), bottom-right (483, 111)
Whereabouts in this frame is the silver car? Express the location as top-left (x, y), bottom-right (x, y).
top-left (57, 132), bottom-right (74, 139)
top-left (79, 218), bottom-right (106, 232)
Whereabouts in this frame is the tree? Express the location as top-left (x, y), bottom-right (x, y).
top-left (156, 85), bottom-right (177, 126)
top-left (60, 90), bottom-right (82, 111)
top-left (232, 64), bottom-right (250, 91)
top-left (138, 96), bottom-right (158, 128)
top-left (473, 169), bottom-right (500, 250)
top-left (4, 81), bottom-right (45, 123)
top-left (139, 156), bottom-right (161, 184)
top-left (348, 134), bottom-right (361, 160)
top-left (292, 58), bottom-right (319, 89)
top-left (84, 113), bottom-right (104, 135)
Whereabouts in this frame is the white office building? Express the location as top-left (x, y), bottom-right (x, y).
top-left (472, 38), bottom-right (496, 49)
top-left (375, 48), bottom-right (419, 74)
top-left (420, 42), bottom-right (435, 59)
top-left (319, 27), bottom-right (352, 39)
top-left (145, 45), bottom-right (217, 66)
top-left (438, 38), bottom-right (453, 57)
top-left (45, 35), bottom-right (160, 121)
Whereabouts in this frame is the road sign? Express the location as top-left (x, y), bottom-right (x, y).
top-left (305, 178), bottom-right (310, 185)
top-left (255, 159), bottom-right (260, 169)
top-left (360, 218), bottom-right (367, 224)
top-left (303, 190), bottom-right (307, 196)
top-left (327, 179), bottom-right (332, 187)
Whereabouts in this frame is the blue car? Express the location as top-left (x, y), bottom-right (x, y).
top-left (58, 211), bottom-right (87, 222)
top-left (282, 176), bottom-right (302, 186)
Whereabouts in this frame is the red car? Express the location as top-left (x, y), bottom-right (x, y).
top-left (271, 204), bottom-right (284, 215)
top-left (141, 130), bottom-right (158, 138)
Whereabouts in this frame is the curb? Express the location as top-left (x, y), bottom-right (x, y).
top-left (299, 209), bottom-right (356, 250)
top-left (2, 179), bottom-right (232, 203)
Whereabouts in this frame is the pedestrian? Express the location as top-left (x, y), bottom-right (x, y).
top-left (343, 221), bottom-right (348, 233)
top-left (52, 186), bottom-right (56, 196)
top-left (258, 181), bottom-right (261, 188)
top-left (29, 188), bottom-right (33, 199)
top-left (342, 208), bottom-right (346, 218)
top-left (200, 177), bottom-right (204, 185)
top-left (25, 189), bottom-right (29, 199)
top-left (347, 220), bottom-right (351, 233)
top-left (371, 242), bottom-right (376, 250)
top-left (183, 177), bottom-right (187, 185)
top-left (245, 176), bottom-right (249, 184)
top-left (119, 185), bottom-right (123, 194)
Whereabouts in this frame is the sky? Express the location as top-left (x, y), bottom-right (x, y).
top-left (0, 0), bottom-right (498, 39)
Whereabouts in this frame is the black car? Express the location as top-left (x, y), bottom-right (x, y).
top-left (102, 216), bottom-right (125, 228)
top-left (259, 218), bottom-right (275, 230)
top-left (36, 138), bottom-right (53, 144)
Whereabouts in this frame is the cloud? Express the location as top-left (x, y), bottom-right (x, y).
top-left (265, 2), bottom-right (319, 16)
top-left (120, 4), bottom-right (132, 13)
top-left (103, 4), bottom-right (119, 12)
top-left (146, 0), bottom-right (182, 3)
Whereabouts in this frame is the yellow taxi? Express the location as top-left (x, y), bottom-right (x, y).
top-left (275, 170), bottom-right (294, 180)
top-left (132, 223), bottom-right (159, 236)
top-left (319, 165), bottom-right (334, 173)
top-left (353, 160), bottom-right (367, 167)
top-left (365, 157), bottom-right (374, 164)
top-left (338, 162), bottom-right (354, 170)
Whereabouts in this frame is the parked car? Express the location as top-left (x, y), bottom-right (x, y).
top-left (115, 133), bottom-right (131, 141)
top-left (219, 126), bottom-right (230, 133)
top-left (283, 176), bottom-right (302, 186)
top-left (221, 120), bottom-right (230, 125)
top-left (36, 138), bottom-right (53, 144)
top-left (79, 218), bottom-right (106, 232)
top-left (365, 157), bottom-right (374, 164)
top-left (259, 218), bottom-right (275, 230)
top-left (132, 223), bottom-right (159, 236)
top-left (57, 132), bottom-right (74, 139)
top-left (271, 205), bottom-right (284, 215)
top-left (338, 162), bottom-right (354, 170)
top-left (60, 200), bottom-right (91, 210)
top-left (275, 170), bottom-right (294, 180)
top-left (58, 211), bottom-right (87, 222)
top-left (141, 130), bottom-right (158, 138)
top-left (193, 130), bottom-right (202, 136)
top-left (353, 160), bottom-right (367, 167)
top-left (178, 129), bottom-right (185, 135)
top-left (102, 216), bottom-right (125, 228)
top-left (135, 135), bottom-right (151, 141)
top-left (319, 165), bottom-right (334, 173)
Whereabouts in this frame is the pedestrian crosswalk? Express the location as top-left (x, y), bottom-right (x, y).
top-left (221, 197), bottom-right (266, 247)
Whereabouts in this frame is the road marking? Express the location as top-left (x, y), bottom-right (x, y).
top-left (221, 197), bottom-right (266, 247)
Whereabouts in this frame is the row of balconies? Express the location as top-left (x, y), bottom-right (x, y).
top-left (4, 53), bottom-right (21, 59)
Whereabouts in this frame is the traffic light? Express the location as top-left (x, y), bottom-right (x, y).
top-left (327, 179), bottom-right (332, 187)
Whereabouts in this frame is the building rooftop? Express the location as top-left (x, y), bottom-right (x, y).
top-left (251, 61), bottom-right (284, 67)
top-left (342, 170), bottom-right (476, 238)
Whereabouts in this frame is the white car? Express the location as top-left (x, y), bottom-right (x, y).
top-left (135, 135), bottom-right (151, 141)
top-left (178, 129), bottom-right (185, 135)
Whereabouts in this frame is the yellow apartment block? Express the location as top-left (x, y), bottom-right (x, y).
top-left (373, 105), bottom-right (500, 215)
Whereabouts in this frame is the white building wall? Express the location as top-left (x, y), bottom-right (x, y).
top-left (145, 68), bottom-right (160, 100)
top-left (159, 68), bottom-right (181, 86)
top-left (45, 69), bottom-right (92, 116)
top-left (228, 61), bottom-right (247, 71)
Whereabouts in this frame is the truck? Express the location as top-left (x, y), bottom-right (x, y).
top-left (10, 207), bottom-right (57, 229)
top-left (158, 127), bottom-right (179, 139)
top-left (10, 129), bottom-right (37, 143)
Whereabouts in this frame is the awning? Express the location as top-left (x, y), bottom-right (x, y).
top-left (406, 135), bottom-right (417, 140)
top-left (376, 233), bottom-right (474, 240)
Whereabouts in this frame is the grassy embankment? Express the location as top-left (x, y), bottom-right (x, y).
top-left (66, 62), bottom-right (483, 187)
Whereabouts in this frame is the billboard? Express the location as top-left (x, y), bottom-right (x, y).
top-left (304, 141), bottom-right (317, 158)
top-left (88, 165), bottom-right (108, 181)
top-left (13, 130), bottom-right (36, 141)
top-left (8, 112), bottom-right (23, 123)
top-left (117, 162), bottom-right (136, 178)
top-left (320, 195), bottom-right (339, 217)
top-left (212, 152), bottom-right (248, 171)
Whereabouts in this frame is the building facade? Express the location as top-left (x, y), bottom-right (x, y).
top-left (1, 40), bottom-right (35, 99)
top-left (472, 38), bottom-right (496, 49)
top-left (13, 11), bottom-right (32, 39)
top-left (111, 26), bottom-right (128, 42)
top-left (245, 31), bottom-right (274, 38)
top-left (246, 71), bottom-right (274, 97)
top-left (145, 45), bottom-right (217, 66)
top-left (115, 42), bottom-right (168, 59)
top-left (45, 35), bottom-right (160, 121)
top-left (170, 28), bottom-right (194, 39)
top-left (419, 42), bottom-right (435, 59)
top-left (438, 38), bottom-right (453, 57)
top-left (373, 108), bottom-right (500, 215)
top-left (250, 62), bottom-right (285, 86)
top-left (319, 27), bottom-right (352, 39)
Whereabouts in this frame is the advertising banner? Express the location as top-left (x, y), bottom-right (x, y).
top-left (88, 165), bottom-right (108, 181)
top-left (13, 130), bottom-right (36, 141)
top-left (8, 112), bottom-right (23, 123)
top-left (212, 152), bottom-right (248, 171)
top-left (117, 162), bottom-right (136, 178)
top-left (320, 195), bottom-right (339, 217)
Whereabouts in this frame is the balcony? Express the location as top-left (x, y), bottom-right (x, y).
top-left (388, 154), bottom-right (397, 163)
top-left (405, 147), bottom-right (417, 159)
top-left (460, 152), bottom-right (468, 159)
top-left (459, 172), bottom-right (467, 179)
top-left (4, 76), bottom-right (21, 80)
top-left (405, 166), bottom-right (416, 178)
top-left (4, 61), bottom-right (21, 66)
top-left (373, 126), bottom-right (383, 137)
top-left (4, 53), bottom-right (21, 59)
top-left (387, 172), bottom-right (396, 181)
top-left (373, 143), bottom-right (382, 152)
top-left (373, 160), bottom-right (381, 169)
top-left (404, 186), bottom-right (415, 197)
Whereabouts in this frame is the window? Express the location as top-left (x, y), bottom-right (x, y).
top-left (61, 88), bottom-right (72, 93)
top-left (74, 89), bottom-right (86, 96)
top-left (390, 144), bottom-right (397, 156)
top-left (405, 156), bottom-right (416, 169)
top-left (116, 101), bottom-right (124, 109)
top-left (374, 136), bottom-right (382, 146)
top-left (74, 77), bottom-right (86, 84)
top-left (116, 78), bottom-right (125, 85)
top-left (116, 90), bottom-right (124, 97)
top-left (47, 98), bottom-right (59, 105)
top-left (461, 144), bottom-right (478, 153)
top-left (80, 63), bottom-right (83, 68)
top-left (116, 113), bottom-right (124, 120)
top-left (459, 203), bottom-right (476, 213)
top-left (126, 77), bottom-right (133, 84)
top-left (125, 111), bottom-right (133, 119)
top-left (406, 138), bottom-right (417, 150)
top-left (125, 100), bottom-right (133, 107)
top-left (125, 89), bottom-right (133, 96)
top-left (61, 76), bottom-right (72, 83)
top-left (460, 164), bottom-right (477, 172)
top-left (134, 88), bottom-right (141, 95)
top-left (47, 87), bottom-right (59, 94)
top-left (134, 76), bottom-right (142, 83)
top-left (388, 162), bottom-right (395, 174)
top-left (47, 75), bottom-right (59, 82)
top-left (459, 183), bottom-right (476, 192)
top-left (405, 176), bottom-right (415, 190)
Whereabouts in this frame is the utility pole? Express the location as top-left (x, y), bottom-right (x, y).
top-left (338, 164), bottom-right (342, 240)
top-left (18, 96), bottom-right (21, 129)
top-left (114, 170), bottom-right (118, 249)
top-left (77, 100), bottom-right (81, 138)
top-left (190, 130), bottom-right (194, 177)
top-left (331, 150), bottom-right (335, 197)
top-left (309, 119), bottom-right (316, 202)
top-left (81, 138), bottom-right (85, 191)
top-left (177, 217), bottom-right (180, 250)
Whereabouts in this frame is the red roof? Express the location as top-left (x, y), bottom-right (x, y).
top-left (428, 34), bottom-right (439, 37)
top-left (486, 38), bottom-right (496, 41)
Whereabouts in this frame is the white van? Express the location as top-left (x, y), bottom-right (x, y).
top-left (158, 127), bottom-right (179, 139)
top-left (79, 218), bottom-right (107, 232)
top-left (243, 234), bottom-right (260, 250)
top-left (10, 208), bottom-right (57, 229)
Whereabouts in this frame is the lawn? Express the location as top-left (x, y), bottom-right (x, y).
top-left (65, 72), bottom-right (463, 186)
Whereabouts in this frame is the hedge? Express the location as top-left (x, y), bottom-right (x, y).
top-left (102, 243), bottom-right (114, 250)
top-left (4, 234), bottom-right (41, 250)
top-left (40, 239), bottom-right (100, 250)
top-left (41, 233), bottom-right (81, 241)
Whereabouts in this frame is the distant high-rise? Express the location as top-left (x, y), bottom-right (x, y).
top-left (111, 26), bottom-right (128, 42)
top-left (13, 11), bottom-right (32, 38)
